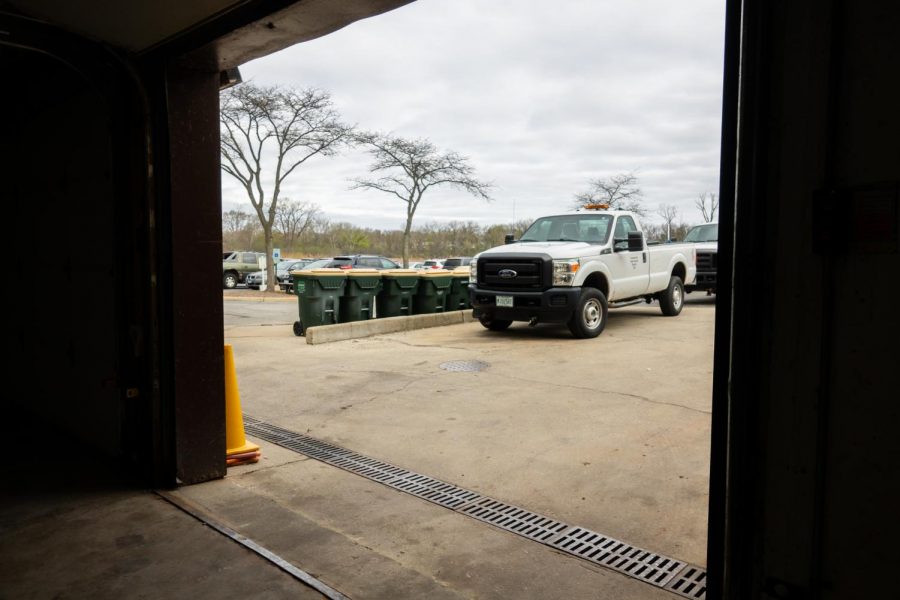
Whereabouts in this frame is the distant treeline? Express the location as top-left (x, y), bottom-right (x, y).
top-left (223, 209), bottom-right (699, 260)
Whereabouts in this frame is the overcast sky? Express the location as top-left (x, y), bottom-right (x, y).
top-left (226, 0), bottom-right (725, 230)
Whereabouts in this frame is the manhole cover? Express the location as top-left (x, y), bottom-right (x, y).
top-left (439, 360), bottom-right (490, 372)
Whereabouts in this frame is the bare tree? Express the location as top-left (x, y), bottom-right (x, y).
top-left (275, 199), bottom-right (321, 251)
top-left (573, 172), bottom-right (645, 215)
top-left (223, 209), bottom-right (253, 236)
top-left (220, 83), bottom-right (353, 291)
top-left (350, 132), bottom-right (492, 267)
top-left (695, 192), bottom-right (719, 223)
top-left (222, 209), bottom-right (260, 249)
top-left (656, 203), bottom-right (680, 241)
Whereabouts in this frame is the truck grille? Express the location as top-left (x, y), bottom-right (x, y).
top-left (478, 256), bottom-right (548, 291)
top-left (696, 251), bottom-right (717, 271)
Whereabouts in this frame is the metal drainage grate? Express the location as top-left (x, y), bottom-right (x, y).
top-left (665, 565), bottom-right (707, 599)
top-left (244, 417), bottom-right (482, 510)
top-left (439, 360), bottom-right (490, 372)
top-left (460, 497), bottom-right (570, 542)
top-left (244, 416), bottom-right (708, 596)
top-left (386, 472), bottom-right (482, 509)
top-left (550, 526), bottom-right (686, 588)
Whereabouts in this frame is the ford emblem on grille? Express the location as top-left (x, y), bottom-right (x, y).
top-left (498, 269), bottom-right (518, 278)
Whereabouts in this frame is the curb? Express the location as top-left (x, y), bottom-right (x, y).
top-left (305, 310), bottom-right (475, 345)
top-left (223, 293), bottom-right (295, 303)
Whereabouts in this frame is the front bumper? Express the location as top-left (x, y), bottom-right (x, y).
top-left (687, 271), bottom-right (717, 291)
top-left (469, 284), bottom-right (580, 323)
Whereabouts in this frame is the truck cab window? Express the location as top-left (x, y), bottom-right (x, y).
top-left (615, 216), bottom-right (638, 240)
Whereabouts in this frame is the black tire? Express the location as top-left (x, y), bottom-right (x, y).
top-left (659, 275), bottom-right (685, 316)
top-left (223, 272), bottom-right (238, 289)
top-left (567, 288), bottom-right (608, 338)
top-left (293, 321), bottom-right (305, 337)
top-left (479, 315), bottom-right (512, 331)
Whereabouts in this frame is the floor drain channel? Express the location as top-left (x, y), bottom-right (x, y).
top-left (244, 417), bottom-right (482, 510)
top-left (439, 360), bottom-right (489, 372)
top-left (551, 527), bottom-right (686, 588)
top-left (664, 565), bottom-right (707, 599)
top-left (460, 497), bottom-right (570, 542)
top-left (243, 415), bottom-right (706, 598)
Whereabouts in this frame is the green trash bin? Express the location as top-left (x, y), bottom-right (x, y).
top-left (377, 269), bottom-right (420, 317)
top-left (445, 266), bottom-right (473, 311)
top-left (413, 270), bottom-right (453, 314)
top-left (339, 269), bottom-right (381, 323)
top-left (291, 268), bottom-right (347, 336)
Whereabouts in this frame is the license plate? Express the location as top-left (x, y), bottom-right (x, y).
top-left (496, 295), bottom-right (514, 307)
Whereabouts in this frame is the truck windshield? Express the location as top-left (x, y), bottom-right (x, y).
top-left (519, 214), bottom-right (613, 244)
top-left (684, 223), bottom-right (718, 242)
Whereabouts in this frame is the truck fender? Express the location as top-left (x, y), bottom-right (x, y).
top-left (575, 263), bottom-right (613, 299)
top-left (666, 251), bottom-right (695, 286)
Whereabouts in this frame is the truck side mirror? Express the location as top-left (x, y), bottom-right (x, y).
top-left (627, 231), bottom-right (644, 252)
top-left (504, 233), bottom-right (516, 245)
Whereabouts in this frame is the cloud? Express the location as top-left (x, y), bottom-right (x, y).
top-left (227, 0), bottom-right (726, 229)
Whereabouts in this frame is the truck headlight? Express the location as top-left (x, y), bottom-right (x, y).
top-left (469, 258), bottom-right (479, 283)
top-left (552, 259), bottom-right (580, 285)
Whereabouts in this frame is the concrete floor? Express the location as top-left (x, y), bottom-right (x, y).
top-left (228, 299), bottom-right (713, 561)
top-left (0, 412), bottom-right (326, 599)
top-left (3, 296), bottom-right (714, 599)
top-left (208, 295), bottom-right (714, 597)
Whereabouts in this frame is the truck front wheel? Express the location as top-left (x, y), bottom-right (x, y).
top-left (479, 315), bottom-right (513, 331)
top-left (659, 275), bottom-right (685, 316)
top-left (568, 288), bottom-right (608, 338)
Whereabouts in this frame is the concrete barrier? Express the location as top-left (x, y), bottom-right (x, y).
top-left (305, 310), bottom-right (475, 345)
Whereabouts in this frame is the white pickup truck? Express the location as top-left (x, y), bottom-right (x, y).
top-left (468, 208), bottom-right (697, 338)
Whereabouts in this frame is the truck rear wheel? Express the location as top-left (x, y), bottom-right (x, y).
top-left (223, 272), bottom-right (238, 289)
top-left (479, 315), bottom-right (512, 331)
top-left (659, 275), bottom-right (684, 316)
top-left (568, 288), bottom-right (608, 338)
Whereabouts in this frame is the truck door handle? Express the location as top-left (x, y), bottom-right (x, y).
top-left (643, 252), bottom-right (647, 263)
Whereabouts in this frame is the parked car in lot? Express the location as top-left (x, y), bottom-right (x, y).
top-left (318, 255), bottom-right (401, 270)
top-left (223, 250), bottom-right (265, 288)
top-left (421, 259), bottom-right (444, 269)
top-left (245, 258), bottom-right (318, 290)
top-left (409, 262), bottom-right (425, 269)
top-left (441, 257), bottom-right (473, 269)
top-left (281, 255), bottom-right (401, 293)
top-left (682, 223), bottom-right (718, 294)
top-left (276, 258), bottom-right (319, 291)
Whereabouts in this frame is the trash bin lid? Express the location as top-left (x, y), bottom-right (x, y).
top-left (309, 268), bottom-right (348, 274)
top-left (419, 270), bottom-right (454, 278)
top-left (290, 267), bottom-right (347, 277)
top-left (381, 269), bottom-right (420, 277)
top-left (346, 268), bottom-right (380, 277)
top-left (451, 266), bottom-right (472, 274)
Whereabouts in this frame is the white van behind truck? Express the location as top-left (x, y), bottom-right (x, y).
top-left (469, 207), bottom-right (696, 338)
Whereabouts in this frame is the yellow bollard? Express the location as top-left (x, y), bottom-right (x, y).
top-left (224, 344), bottom-right (260, 466)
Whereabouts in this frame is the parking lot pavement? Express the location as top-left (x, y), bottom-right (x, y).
top-left (224, 295), bottom-right (297, 328)
top-left (223, 298), bottom-right (713, 567)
